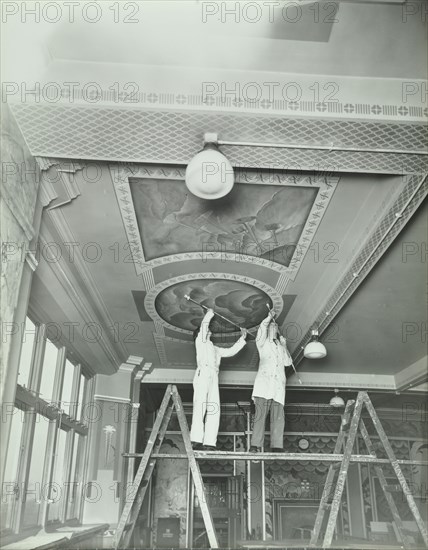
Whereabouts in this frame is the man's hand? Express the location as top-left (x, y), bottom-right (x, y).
top-left (240, 328), bottom-right (248, 339)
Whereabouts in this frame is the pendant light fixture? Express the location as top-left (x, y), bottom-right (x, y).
top-left (329, 389), bottom-right (345, 408)
top-left (303, 328), bottom-right (327, 359)
top-left (185, 133), bottom-right (234, 199)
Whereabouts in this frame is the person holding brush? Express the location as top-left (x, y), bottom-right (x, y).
top-left (189, 307), bottom-right (247, 451)
top-left (250, 306), bottom-right (292, 453)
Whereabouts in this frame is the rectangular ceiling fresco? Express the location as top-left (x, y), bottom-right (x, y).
top-left (129, 178), bottom-right (318, 268)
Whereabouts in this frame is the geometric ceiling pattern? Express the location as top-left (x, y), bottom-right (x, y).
top-left (11, 104), bottom-right (428, 174)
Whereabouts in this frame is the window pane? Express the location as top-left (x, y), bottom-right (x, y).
top-left (76, 375), bottom-right (86, 421)
top-left (39, 340), bottom-right (58, 401)
top-left (1, 408), bottom-right (25, 529)
top-left (23, 415), bottom-right (50, 527)
top-left (66, 433), bottom-right (79, 520)
top-left (61, 360), bottom-right (75, 416)
top-left (48, 429), bottom-right (67, 522)
top-left (17, 318), bottom-right (36, 387)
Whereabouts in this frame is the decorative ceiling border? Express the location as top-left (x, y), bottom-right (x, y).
top-left (11, 105), bottom-right (426, 174)
top-left (109, 164), bottom-right (339, 280)
top-left (145, 272), bottom-right (283, 336)
top-left (10, 88), bottom-right (428, 121)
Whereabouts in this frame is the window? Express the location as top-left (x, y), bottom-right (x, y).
top-left (39, 339), bottom-right (59, 402)
top-left (17, 318), bottom-right (37, 387)
top-left (5, 318), bottom-right (92, 534)
top-left (1, 408), bottom-right (25, 530)
top-left (66, 433), bottom-right (80, 520)
top-left (61, 360), bottom-right (75, 416)
top-left (23, 416), bottom-right (50, 527)
top-left (76, 375), bottom-right (87, 421)
top-left (48, 429), bottom-right (67, 522)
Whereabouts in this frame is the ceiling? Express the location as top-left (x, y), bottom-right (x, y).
top-left (3, 1), bottom-right (427, 80)
top-left (4, 0), bottom-right (427, 391)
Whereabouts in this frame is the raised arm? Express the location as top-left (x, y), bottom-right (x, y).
top-left (199, 308), bottom-right (215, 342)
top-left (257, 311), bottom-right (274, 347)
top-left (216, 328), bottom-right (247, 358)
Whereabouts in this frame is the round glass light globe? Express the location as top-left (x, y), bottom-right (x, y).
top-left (185, 149), bottom-right (234, 199)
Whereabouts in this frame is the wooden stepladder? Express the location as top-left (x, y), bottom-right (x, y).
top-left (113, 384), bottom-right (219, 549)
top-left (310, 391), bottom-right (428, 549)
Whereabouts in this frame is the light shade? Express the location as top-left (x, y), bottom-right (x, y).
top-left (304, 341), bottom-right (327, 359)
top-left (303, 329), bottom-right (327, 359)
top-left (330, 395), bottom-right (345, 408)
top-left (185, 147), bottom-right (234, 199)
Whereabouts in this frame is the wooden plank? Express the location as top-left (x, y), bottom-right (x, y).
top-left (123, 452), bottom-right (428, 465)
top-left (113, 384), bottom-right (173, 549)
top-left (171, 385), bottom-right (219, 549)
top-left (310, 399), bottom-right (355, 546)
top-left (322, 393), bottom-right (364, 548)
top-left (363, 393), bottom-right (428, 548)
top-left (359, 419), bottom-right (411, 549)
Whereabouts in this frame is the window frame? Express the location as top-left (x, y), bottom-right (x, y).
top-left (4, 317), bottom-right (93, 536)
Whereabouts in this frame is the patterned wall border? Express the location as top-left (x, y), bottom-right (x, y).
top-left (109, 164), bottom-right (339, 280)
top-left (145, 272), bottom-right (283, 336)
top-left (16, 89), bottom-right (428, 121)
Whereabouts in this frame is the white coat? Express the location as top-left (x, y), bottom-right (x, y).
top-left (252, 315), bottom-right (292, 406)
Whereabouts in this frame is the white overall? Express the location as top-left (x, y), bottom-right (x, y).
top-left (190, 310), bottom-right (246, 446)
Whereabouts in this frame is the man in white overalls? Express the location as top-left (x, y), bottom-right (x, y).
top-left (190, 308), bottom-right (247, 450)
top-left (250, 309), bottom-right (292, 452)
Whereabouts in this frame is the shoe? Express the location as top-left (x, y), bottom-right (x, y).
top-left (203, 445), bottom-right (217, 451)
top-left (191, 441), bottom-right (203, 450)
top-left (270, 447), bottom-right (284, 453)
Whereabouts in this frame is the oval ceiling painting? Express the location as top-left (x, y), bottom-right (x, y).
top-left (155, 279), bottom-right (274, 333)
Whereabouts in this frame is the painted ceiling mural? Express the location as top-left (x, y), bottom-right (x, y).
top-left (129, 178), bottom-right (318, 267)
top-left (154, 279), bottom-right (274, 333)
top-left (110, 165), bottom-right (339, 367)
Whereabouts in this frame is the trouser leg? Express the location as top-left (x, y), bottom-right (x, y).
top-left (202, 374), bottom-right (220, 447)
top-left (190, 373), bottom-right (208, 443)
top-left (251, 397), bottom-right (270, 448)
top-left (270, 400), bottom-right (285, 449)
